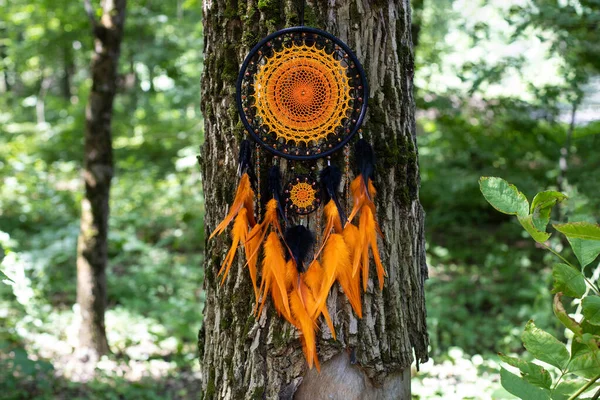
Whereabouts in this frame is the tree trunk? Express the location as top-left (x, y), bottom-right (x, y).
top-left (199, 1), bottom-right (428, 399)
top-left (61, 41), bottom-right (75, 99)
top-left (76, 0), bottom-right (126, 358)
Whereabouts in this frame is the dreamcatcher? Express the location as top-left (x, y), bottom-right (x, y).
top-left (209, 24), bottom-right (384, 369)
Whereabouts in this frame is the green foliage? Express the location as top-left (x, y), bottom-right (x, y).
top-left (479, 177), bottom-right (530, 217)
top-left (413, 1), bottom-right (600, 398)
top-left (481, 177), bottom-right (600, 399)
top-left (1, 0), bottom-right (204, 397)
top-left (552, 264), bottom-right (586, 299)
top-left (500, 367), bottom-right (551, 400)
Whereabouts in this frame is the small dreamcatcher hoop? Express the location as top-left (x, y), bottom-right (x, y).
top-left (236, 26), bottom-right (369, 160)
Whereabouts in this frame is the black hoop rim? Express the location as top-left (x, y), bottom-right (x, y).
top-left (236, 26), bottom-right (369, 161)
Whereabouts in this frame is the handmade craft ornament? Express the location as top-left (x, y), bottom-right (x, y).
top-left (284, 175), bottom-right (320, 215)
top-left (209, 25), bottom-right (387, 368)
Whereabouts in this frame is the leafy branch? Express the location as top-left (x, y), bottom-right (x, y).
top-left (480, 177), bottom-right (600, 400)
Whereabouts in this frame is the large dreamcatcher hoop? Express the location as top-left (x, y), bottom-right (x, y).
top-left (236, 26), bottom-right (369, 160)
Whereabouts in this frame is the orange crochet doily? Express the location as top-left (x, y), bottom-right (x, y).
top-left (253, 44), bottom-right (352, 145)
top-left (289, 181), bottom-right (316, 209)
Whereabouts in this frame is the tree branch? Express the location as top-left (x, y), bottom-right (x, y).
top-left (83, 0), bottom-right (97, 27)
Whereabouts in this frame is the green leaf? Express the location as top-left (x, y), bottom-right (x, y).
top-left (0, 270), bottom-right (13, 284)
top-left (553, 293), bottom-right (582, 336)
top-left (567, 237), bottom-right (600, 269)
top-left (500, 368), bottom-right (551, 400)
top-left (568, 335), bottom-right (600, 379)
top-left (479, 177), bottom-right (529, 217)
top-left (518, 215), bottom-right (552, 243)
top-left (552, 263), bottom-right (586, 299)
top-left (553, 222), bottom-right (600, 241)
top-left (583, 296), bottom-right (600, 326)
top-left (551, 379), bottom-right (593, 400)
top-left (531, 191), bottom-right (567, 232)
top-left (522, 320), bottom-right (570, 371)
top-left (499, 353), bottom-right (553, 389)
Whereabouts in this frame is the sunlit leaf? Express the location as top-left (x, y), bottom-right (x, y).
top-left (530, 191), bottom-right (567, 232)
top-left (522, 320), bottom-right (570, 371)
top-left (551, 379), bottom-right (593, 400)
top-left (568, 335), bottom-right (600, 379)
top-left (479, 177), bottom-right (529, 217)
top-left (567, 237), bottom-right (600, 269)
top-left (500, 367), bottom-right (551, 400)
top-left (518, 215), bottom-right (552, 243)
top-left (551, 264), bottom-right (586, 299)
top-left (553, 222), bottom-right (600, 241)
top-left (583, 296), bottom-right (600, 326)
top-left (499, 353), bottom-right (552, 389)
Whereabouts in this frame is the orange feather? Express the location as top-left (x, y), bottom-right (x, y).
top-left (244, 199), bottom-right (285, 261)
top-left (343, 223), bottom-right (363, 278)
top-left (304, 261), bottom-right (336, 338)
top-left (359, 206), bottom-right (386, 291)
top-left (290, 290), bottom-right (317, 369)
top-left (210, 173), bottom-right (254, 239)
top-left (347, 175), bottom-right (375, 224)
top-left (244, 224), bottom-right (262, 303)
top-left (347, 176), bottom-right (384, 238)
top-left (335, 259), bottom-right (362, 318)
top-left (312, 199), bottom-right (343, 264)
top-left (313, 234), bottom-right (351, 320)
top-left (218, 208), bottom-right (249, 284)
top-left (259, 232), bottom-right (291, 320)
top-left (324, 200), bottom-right (343, 234)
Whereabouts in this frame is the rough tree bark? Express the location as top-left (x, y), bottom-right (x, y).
top-left (76, 0), bottom-right (126, 358)
top-left (199, 1), bottom-right (428, 399)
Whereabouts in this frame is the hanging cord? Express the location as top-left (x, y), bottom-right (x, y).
top-left (298, 0), bottom-right (305, 26)
top-left (344, 143), bottom-right (350, 218)
top-left (256, 144), bottom-right (262, 219)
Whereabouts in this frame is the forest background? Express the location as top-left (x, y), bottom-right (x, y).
top-left (1, 0), bottom-right (598, 399)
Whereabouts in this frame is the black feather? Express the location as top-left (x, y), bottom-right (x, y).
top-left (320, 165), bottom-right (346, 223)
top-left (237, 139), bottom-right (253, 177)
top-left (354, 138), bottom-right (375, 183)
top-left (268, 165), bottom-right (288, 226)
top-left (284, 225), bottom-right (314, 273)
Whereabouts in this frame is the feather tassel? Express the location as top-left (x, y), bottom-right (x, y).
top-left (354, 138), bottom-right (375, 191)
top-left (257, 232), bottom-right (291, 320)
top-left (343, 223), bottom-right (363, 278)
top-left (312, 199), bottom-right (343, 264)
top-left (237, 139), bottom-right (253, 178)
top-left (290, 290), bottom-right (317, 369)
top-left (244, 199), bottom-right (284, 263)
top-left (320, 165), bottom-right (346, 224)
top-left (269, 165), bottom-right (288, 227)
top-left (312, 234), bottom-right (351, 319)
top-left (210, 173), bottom-right (255, 239)
top-left (347, 175), bottom-right (377, 225)
top-left (244, 224), bottom-right (262, 303)
top-left (303, 261), bottom-right (336, 338)
top-left (358, 206), bottom-right (386, 291)
top-left (284, 225), bottom-right (314, 273)
top-left (218, 208), bottom-right (249, 284)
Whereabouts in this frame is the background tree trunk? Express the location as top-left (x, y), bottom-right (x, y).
top-left (76, 0), bottom-right (126, 358)
top-left (200, 1), bottom-right (428, 398)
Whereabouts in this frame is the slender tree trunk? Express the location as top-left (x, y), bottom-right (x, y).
top-left (0, 30), bottom-right (10, 94)
top-left (76, 0), bottom-right (126, 358)
top-left (556, 101), bottom-right (577, 222)
top-left (36, 73), bottom-right (52, 125)
top-left (62, 41), bottom-right (75, 99)
top-left (200, 1), bottom-right (428, 399)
